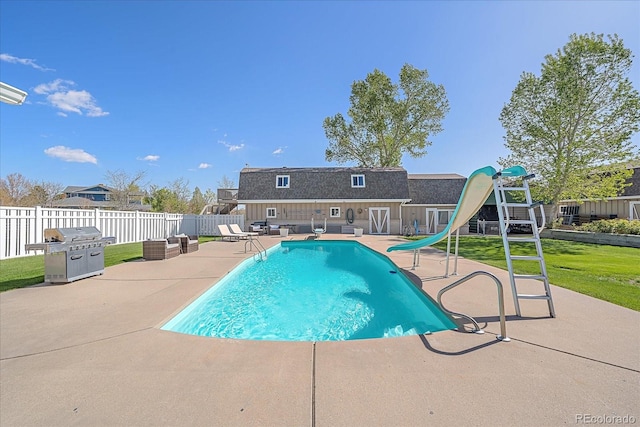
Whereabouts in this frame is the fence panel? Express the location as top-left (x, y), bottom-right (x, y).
top-left (198, 214), bottom-right (245, 235)
top-left (1, 206), bottom-right (243, 260)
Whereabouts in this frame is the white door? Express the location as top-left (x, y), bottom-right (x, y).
top-left (425, 208), bottom-right (438, 234)
top-left (369, 207), bottom-right (390, 234)
top-left (631, 202), bottom-right (640, 220)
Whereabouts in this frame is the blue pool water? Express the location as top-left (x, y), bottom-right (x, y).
top-left (162, 241), bottom-right (455, 341)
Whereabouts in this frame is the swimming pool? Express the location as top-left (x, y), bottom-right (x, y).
top-left (162, 241), bottom-right (456, 341)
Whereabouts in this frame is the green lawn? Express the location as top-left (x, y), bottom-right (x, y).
top-left (2, 236), bottom-right (638, 312)
top-left (0, 237), bottom-right (219, 293)
top-left (431, 236), bottom-right (640, 311)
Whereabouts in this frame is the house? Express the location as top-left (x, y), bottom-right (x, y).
top-left (237, 167), bottom-right (477, 235)
top-left (558, 166), bottom-right (640, 222)
top-left (53, 184), bottom-right (150, 211)
top-left (403, 173), bottom-right (467, 235)
top-left (237, 167), bottom-right (411, 234)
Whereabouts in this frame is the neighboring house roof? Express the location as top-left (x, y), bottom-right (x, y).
top-left (238, 167), bottom-right (410, 201)
top-left (52, 196), bottom-right (109, 208)
top-left (407, 174), bottom-right (466, 205)
top-left (63, 184), bottom-right (112, 195)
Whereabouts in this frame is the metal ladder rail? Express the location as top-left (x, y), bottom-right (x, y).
top-left (436, 271), bottom-right (510, 342)
top-left (493, 172), bottom-right (555, 318)
top-left (245, 236), bottom-right (267, 261)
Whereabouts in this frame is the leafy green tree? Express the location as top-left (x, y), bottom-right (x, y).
top-left (189, 187), bottom-right (206, 214)
top-left (27, 181), bottom-right (63, 207)
top-left (499, 33), bottom-right (640, 218)
top-left (323, 64), bottom-right (449, 167)
top-left (145, 186), bottom-right (173, 212)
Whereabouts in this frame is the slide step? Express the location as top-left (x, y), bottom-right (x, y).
top-left (517, 294), bottom-right (551, 300)
top-left (510, 255), bottom-right (543, 261)
top-left (514, 274), bottom-right (547, 281)
top-left (507, 237), bottom-right (538, 243)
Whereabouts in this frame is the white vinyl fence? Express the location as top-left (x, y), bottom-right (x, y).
top-left (0, 206), bottom-right (244, 260)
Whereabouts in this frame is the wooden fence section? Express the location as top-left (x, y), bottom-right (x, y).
top-left (0, 206), bottom-right (244, 260)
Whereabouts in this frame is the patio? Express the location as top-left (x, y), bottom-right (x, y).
top-left (1, 234), bottom-right (638, 426)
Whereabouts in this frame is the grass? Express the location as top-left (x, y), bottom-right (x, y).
top-left (0, 236), bottom-right (219, 293)
top-left (429, 236), bottom-right (640, 311)
top-left (2, 235), bottom-right (638, 312)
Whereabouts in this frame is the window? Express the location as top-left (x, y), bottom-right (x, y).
top-left (276, 175), bottom-right (290, 188)
top-left (438, 210), bottom-right (454, 225)
top-left (330, 207), bottom-right (341, 218)
top-left (266, 208), bottom-right (277, 218)
top-left (351, 174), bottom-right (365, 188)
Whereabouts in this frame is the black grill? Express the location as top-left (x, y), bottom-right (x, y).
top-left (25, 227), bottom-right (116, 283)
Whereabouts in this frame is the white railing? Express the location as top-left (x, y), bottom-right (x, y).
top-left (0, 206), bottom-right (244, 260)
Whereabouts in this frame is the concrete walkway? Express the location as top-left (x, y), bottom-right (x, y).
top-left (1, 234), bottom-right (638, 426)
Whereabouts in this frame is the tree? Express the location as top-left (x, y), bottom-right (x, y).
top-left (203, 188), bottom-right (216, 205)
top-left (27, 181), bottom-right (64, 207)
top-left (104, 169), bottom-right (147, 210)
top-left (323, 63), bottom-right (449, 167)
top-left (217, 175), bottom-right (236, 189)
top-left (0, 173), bottom-right (32, 206)
top-left (189, 187), bottom-right (206, 214)
top-left (145, 186), bottom-right (173, 212)
top-left (499, 33), bottom-right (640, 218)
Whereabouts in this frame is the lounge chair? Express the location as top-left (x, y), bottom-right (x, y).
top-left (217, 224), bottom-right (241, 241)
top-left (143, 238), bottom-right (180, 260)
top-left (229, 224), bottom-right (259, 238)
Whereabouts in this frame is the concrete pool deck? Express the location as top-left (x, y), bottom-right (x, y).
top-left (1, 234), bottom-right (638, 426)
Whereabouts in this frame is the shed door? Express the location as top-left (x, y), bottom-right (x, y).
top-left (369, 207), bottom-right (390, 234)
top-left (425, 208), bottom-right (438, 234)
top-left (631, 202), bottom-right (640, 220)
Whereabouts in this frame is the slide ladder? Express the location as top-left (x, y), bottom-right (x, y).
top-left (493, 166), bottom-right (555, 318)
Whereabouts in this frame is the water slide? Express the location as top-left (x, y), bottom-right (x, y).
top-left (387, 165), bottom-right (498, 275)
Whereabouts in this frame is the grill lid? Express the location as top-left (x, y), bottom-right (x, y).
top-left (44, 226), bottom-right (102, 243)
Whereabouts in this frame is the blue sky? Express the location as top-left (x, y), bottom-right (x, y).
top-left (1, 1), bottom-right (638, 195)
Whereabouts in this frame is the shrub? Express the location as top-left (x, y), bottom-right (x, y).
top-left (577, 219), bottom-right (640, 235)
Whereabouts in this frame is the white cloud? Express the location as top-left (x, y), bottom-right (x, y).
top-left (218, 140), bottom-right (245, 152)
top-left (272, 147), bottom-right (286, 155)
top-left (138, 155), bottom-right (160, 161)
top-left (0, 53), bottom-right (54, 71)
top-left (198, 163), bottom-right (212, 169)
top-left (44, 146), bottom-right (98, 164)
top-left (34, 79), bottom-right (109, 117)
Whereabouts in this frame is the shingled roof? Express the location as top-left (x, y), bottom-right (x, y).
top-left (622, 167), bottom-right (640, 197)
top-left (238, 167), bottom-right (410, 201)
top-left (407, 173), bottom-right (466, 205)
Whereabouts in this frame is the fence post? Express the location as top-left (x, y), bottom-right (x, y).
top-left (94, 208), bottom-right (100, 229)
top-left (35, 205), bottom-right (43, 241)
top-left (135, 210), bottom-right (141, 241)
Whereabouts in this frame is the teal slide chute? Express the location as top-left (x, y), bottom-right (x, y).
top-left (387, 165), bottom-right (498, 273)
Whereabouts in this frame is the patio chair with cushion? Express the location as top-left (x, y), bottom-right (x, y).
top-left (143, 238), bottom-right (180, 260)
top-left (268, 224), bottom-right (281, 235)
top-left (169, 234), bottom-right (199, 253)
